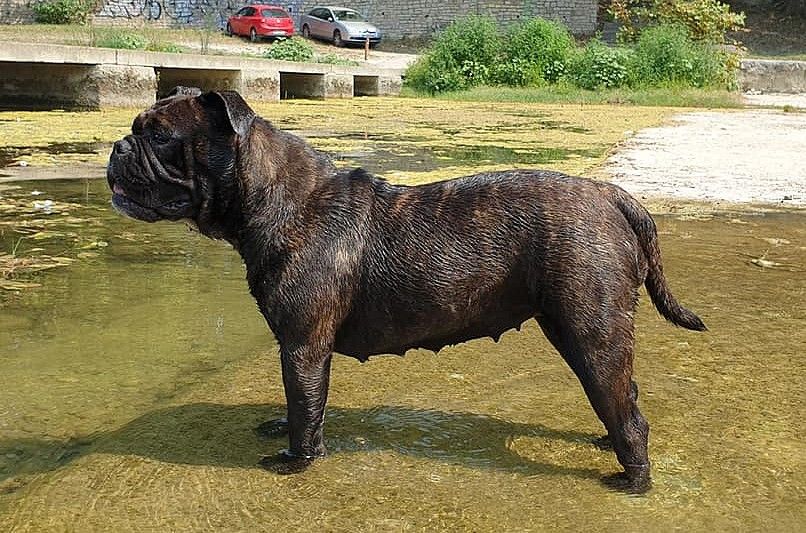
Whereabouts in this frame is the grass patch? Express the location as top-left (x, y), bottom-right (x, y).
top-left (0, 24), bottom-right (210, 53)
top-left (401, 84), bottom-right (743, 108)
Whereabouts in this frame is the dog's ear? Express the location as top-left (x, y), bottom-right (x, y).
top-left (198, 90), bottom-right (256, 139)
top-left (166, 86), bottom-right (202, 98)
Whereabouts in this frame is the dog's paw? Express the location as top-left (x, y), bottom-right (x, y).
top-left (600, 470), bottom-right (652, 495)
top-left (258, 450), bottom-right (316, 475)
top-left (592, 434), bottom-right (612, 450)
top-left (254, 417), bottom-right (289, 439)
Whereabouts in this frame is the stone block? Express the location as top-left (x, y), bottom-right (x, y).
top-left (88, 64), bottom-right (157, 108)
top-left (324, 73), bottom-right (354, 99)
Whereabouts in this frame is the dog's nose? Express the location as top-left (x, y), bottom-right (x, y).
top-left (113, 138), bottom-right (132, 155)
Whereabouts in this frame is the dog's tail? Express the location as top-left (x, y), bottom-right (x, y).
top-left (609, 187), bottom-right (707, 332)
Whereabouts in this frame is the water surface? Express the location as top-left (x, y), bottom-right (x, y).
top-left (0, 179), bottom-right (804, 531)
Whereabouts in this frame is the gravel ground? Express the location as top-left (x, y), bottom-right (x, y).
top-left (195, 35), bottom-right (418, 70)
top-left (605, 106), bottom-right (806, 208)
top-left (743, 92), bottom-right (806, 109)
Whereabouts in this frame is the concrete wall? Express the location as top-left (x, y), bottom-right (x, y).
top-left (299, 0), bottom-right (599, 38)
top-left (1, 0), bottom-right (598, 37)
top-left (741, 59), bottom-right (806, 94)
top-left (0, 61), bottom-right (157, 108)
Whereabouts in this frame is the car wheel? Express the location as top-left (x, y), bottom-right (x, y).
top-left (250, 28), bottom-right (259, 43)
top-left (225, 23), bottom-right (233, 37)
top-left (333, 30), bottom-right (344, 47)
top-left (302, 25), bottom-right (310, 39)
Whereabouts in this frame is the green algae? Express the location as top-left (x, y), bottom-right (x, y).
top-left (0, 99), bottom-right (803, 531)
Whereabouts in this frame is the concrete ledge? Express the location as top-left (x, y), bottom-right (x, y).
top-left (156, 68), bottom-right (241, 98)
top-left (0, 42), bottom-right (404, 108)
top-left (740, 59), bottom-right (806, 94)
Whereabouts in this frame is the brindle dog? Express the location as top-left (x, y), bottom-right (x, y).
top-left (107, 88), bottom-right (706, 493)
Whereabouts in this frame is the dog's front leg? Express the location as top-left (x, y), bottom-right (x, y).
top-left (262, 342), bottom-right (333, 474)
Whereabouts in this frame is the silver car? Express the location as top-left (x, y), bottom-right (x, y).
top-left (299, 6), bottom-right (382, 47)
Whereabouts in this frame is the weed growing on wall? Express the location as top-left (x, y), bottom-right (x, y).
top-left (32, 0), bottom-right (94, 24)
top-left (91, 29), bottom-right (184, 53)
top-left (95, 31), bottom-right (149, 50)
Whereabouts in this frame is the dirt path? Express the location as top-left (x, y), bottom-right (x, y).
top-left (604, 106), bottom-right (806, 209)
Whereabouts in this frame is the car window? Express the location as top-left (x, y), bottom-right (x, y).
top-left (261, 8), bottom-right (288, 18)
top-left (244, 7), bottom-right (256, 16)
top-left (333, 9), bottom-right (364, 21)
top-left (236, 7), bottom-right (250, 16)
top-left (310, 8), bottom-right (326, 19)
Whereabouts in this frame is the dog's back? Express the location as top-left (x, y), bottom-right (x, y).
top-left (330, 169), bottom-right (694, 358)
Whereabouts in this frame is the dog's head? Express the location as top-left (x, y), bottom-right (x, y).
top-left (107, 86), bottom-right (255, 226)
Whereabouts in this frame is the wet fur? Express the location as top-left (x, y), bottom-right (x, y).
top-left (108, 90), bottom-right (706, 493)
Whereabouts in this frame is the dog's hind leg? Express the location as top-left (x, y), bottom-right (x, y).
top-left (536, 300), bottom-right (651, 493)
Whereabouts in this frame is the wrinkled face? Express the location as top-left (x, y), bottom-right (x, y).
top-left (107, 93), bottom-right (208, 223)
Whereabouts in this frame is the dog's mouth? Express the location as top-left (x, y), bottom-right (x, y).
top-left (111, 182), bottom-right (192, 223)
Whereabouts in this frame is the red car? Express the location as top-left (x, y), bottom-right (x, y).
top-left (226, 5), bottom-right (295, 42)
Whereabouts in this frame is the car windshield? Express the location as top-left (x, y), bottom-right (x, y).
top-left (333, 9), bottom-right (364, 21)
top-left (261, 8), bottom-right (288, 18)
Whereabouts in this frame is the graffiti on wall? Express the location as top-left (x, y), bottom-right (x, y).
top-left (97, 0), bottom-right (265, 27)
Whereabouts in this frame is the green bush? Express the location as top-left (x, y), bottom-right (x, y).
top-left (631, 24), bottom-right (729, 87)
top-left (571, 40), bottom-right (634, 89)
top-left (405, 16), bottom-right (501, 93)
top-left (146, 41), bottom-right (184, 54)
top-left (496, 18), bottom-right (575, 85)
top-left (316, 53), bottom-right (359, 66)
top-left (491, 57), bottom-right (545, 87)
top-left (610, 0), bottom-right (745, 43)
top-left (32, 0), bottom-right (93, 24)
top-left (263, 37), bottom-right (314, 62)
top-left (96, 31), bottom-right (149, 50)
top-left (404, 14), bottom-right (738, 94)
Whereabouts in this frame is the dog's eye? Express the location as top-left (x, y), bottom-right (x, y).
top-left (152, 131), bottom-right (173, 145)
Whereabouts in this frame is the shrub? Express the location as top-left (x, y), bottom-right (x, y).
top-left (405, 54), bottom-right (469, 93)
top-left (32, 0), bottom-right (93, 24)
top-left (610, 0), bottom-right (745, 43)
top-left (630, 24), bottom-right (729, 87)
top-left (491, 58), bottom-right (545, 87)
top-left (316, 53), bottom-right (359, 66)
top-left (571, 40), bottom-right (634, 89)
top-left (405, 16), bottom-right (501, 93)
top-left (146, 42), bottom-right (184, 54)
top-left (263, 37), bottom-right (314, 62)
top-left (96, 31), bottom-right (149, 50)
top-left (496, 18), bottom-right (575, 85)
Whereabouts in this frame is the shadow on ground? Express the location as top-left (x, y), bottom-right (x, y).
top-left (1, 403), bottom-right (604, 488)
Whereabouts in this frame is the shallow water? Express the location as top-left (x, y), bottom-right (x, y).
top-left (0, 179), bottom-right (804, 531)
